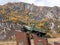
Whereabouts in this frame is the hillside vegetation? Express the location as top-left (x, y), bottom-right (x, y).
top-left (0, 2), bottom-right (60, 39)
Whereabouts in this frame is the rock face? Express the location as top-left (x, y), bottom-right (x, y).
top-left (0, 2), bottom-right (60, 20)
top-left (0, 2), bottom-right (60, 40)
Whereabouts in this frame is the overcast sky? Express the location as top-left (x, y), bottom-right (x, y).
top-left (0, 0), bottom-right (60, 7)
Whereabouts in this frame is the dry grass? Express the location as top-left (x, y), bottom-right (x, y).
top-left (48, 38), bottom-right (60, 45)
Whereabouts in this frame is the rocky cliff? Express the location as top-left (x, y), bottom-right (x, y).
top-left (0, 2), bottom-right (60, 40)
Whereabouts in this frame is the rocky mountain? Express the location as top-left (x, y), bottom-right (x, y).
top-left (0, 2), bottom-right (60, 40)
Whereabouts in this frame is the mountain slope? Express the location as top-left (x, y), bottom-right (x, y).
top-left (0, 2), bottom-right (60, 40)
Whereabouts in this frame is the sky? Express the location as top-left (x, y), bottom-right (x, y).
top-left (0, 0), bottom-right (60, 7)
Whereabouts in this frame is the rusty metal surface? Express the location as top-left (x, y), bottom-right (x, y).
top-left (54, 42), bottom-right (60, 45)
top-left (32, 34), bottom-right (48, 45)
top-left (15, 31), bottom-right (29, 45)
